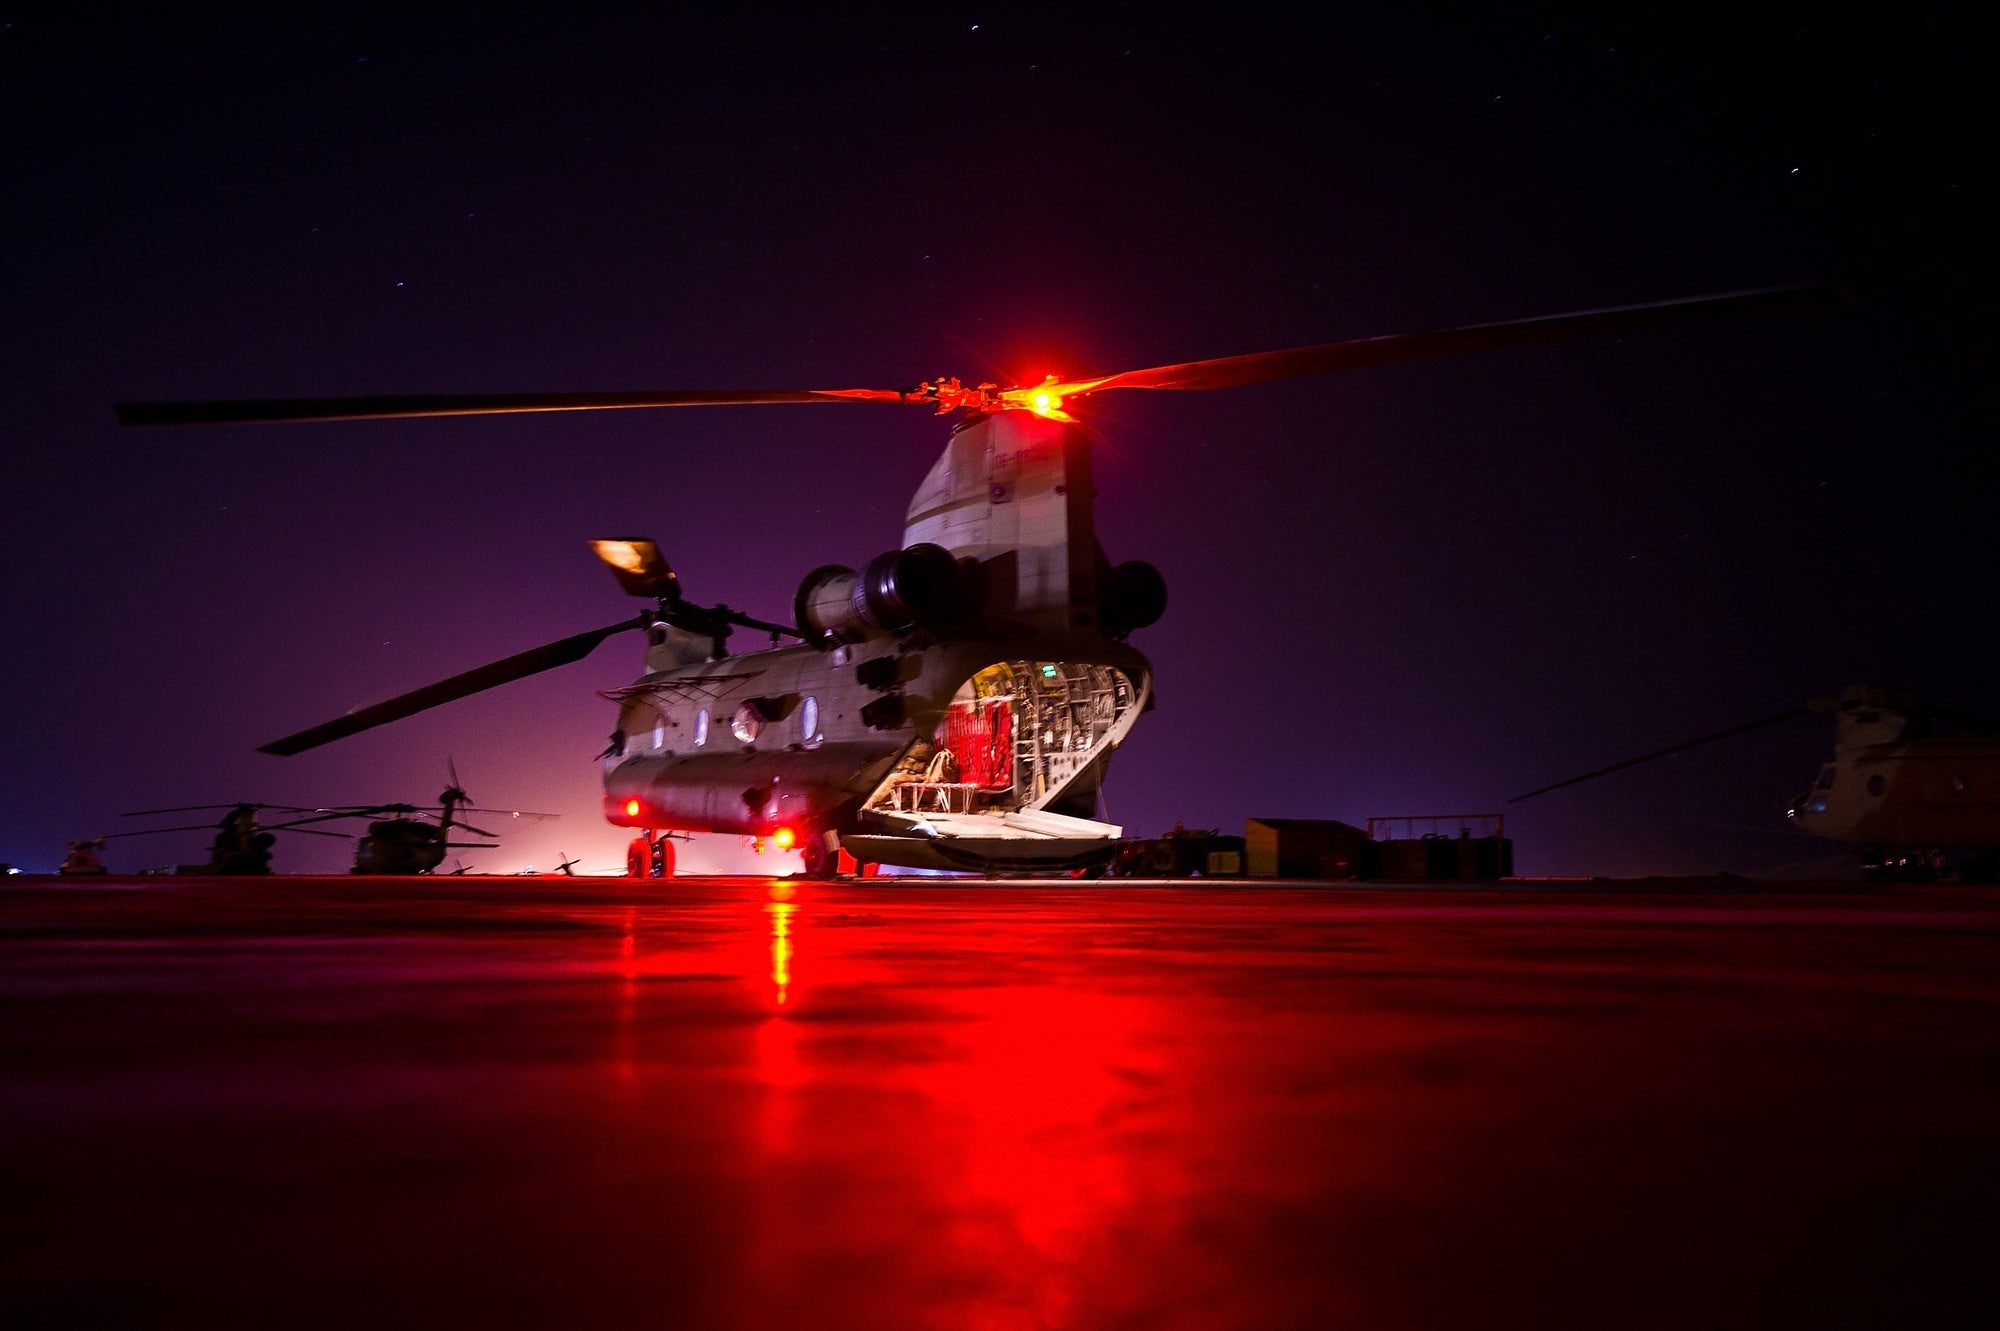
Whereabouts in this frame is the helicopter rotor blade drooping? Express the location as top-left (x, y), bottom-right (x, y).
top-left (1509, 706), bottom-right (1815, 804)
top-left (1027, 284), bottom-right (1841, 400)
top-left (114, 284), bottom-right (1836, 430)
top-left (111, 387), bottom-right (917, 427)
top-left (257, 615), bottom-right (657, 756)
top-left (257, 538), bottom-right (807, 756)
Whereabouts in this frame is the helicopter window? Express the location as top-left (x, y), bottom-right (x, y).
top-left (732, 704), bottom-right (762, 744)
top-left (652, 723), bottom-right (664, 751)
top-left (800, 695), bottom-right (821, 745)
top-left (694, 708), bottom-right (709, 747)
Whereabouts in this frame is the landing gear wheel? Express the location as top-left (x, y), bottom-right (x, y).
top-left (652, 837), bottom-right (676, 879)
top-left (627, 837), bottom-right (652, 878)
top-left (801, 835), bottom-right (832, 880)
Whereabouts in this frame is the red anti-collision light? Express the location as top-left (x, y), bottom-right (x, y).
top-left (774, 826), bottom-right (796, 850)
top-left (624, 799), bottom-right (642, 818)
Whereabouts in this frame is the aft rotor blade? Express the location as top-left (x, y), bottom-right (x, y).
top-left (1510, 706), bottom-right (1812, 803)
top-left (116, 387), bottom-right (914, 427)
top-left (261, 614), bottom-right (653, 756)
top-left (1063, 284), bottom-right (1839, 399)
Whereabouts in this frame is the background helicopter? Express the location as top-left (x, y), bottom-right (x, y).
top-left (275, 765), bottom-right (559, 874)
top-left (112, 802), bottom-right (355, 874)
top-left (57, 839), bottom-right (109, 876)
top-left (119, 286), bottom-right (1837, 877)
top-left (1513, 685), bottom-right (2000, 881)
top-left (107, 771), bottom-right (556, 875)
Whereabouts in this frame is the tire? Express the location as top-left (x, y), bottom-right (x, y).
top-left (801, 835), bottom-right (832, 879)
top-left (627, 837), bottom-right (651, 878)
top-left (654, 838), bottom-right (676, 879)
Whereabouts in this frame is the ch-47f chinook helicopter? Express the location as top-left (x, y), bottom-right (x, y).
top-left (1513, 684), bottom-right (2000, 881)
top-left (117, 283), bottom-right (1833, 878)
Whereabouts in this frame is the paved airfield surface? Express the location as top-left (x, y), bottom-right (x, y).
top-left (2, 875), bottom-right (1996, 1328)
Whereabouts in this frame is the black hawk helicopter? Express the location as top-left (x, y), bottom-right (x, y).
top-left (276, 766), bottom-right (559, 874)
top-left (1514, 685), bottom-right (2000, 881)
top-left (112, 801), bottom-right (354, 874)
top-left (118, 284), bottom-right (1834, 877)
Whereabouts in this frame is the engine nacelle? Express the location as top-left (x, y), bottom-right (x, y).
top-left (1098, 559), bottom-right (1167, 639)
top-left (795, 542), bottom-right (961, 648)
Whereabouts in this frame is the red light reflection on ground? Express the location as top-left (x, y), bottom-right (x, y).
top-left (5, 878), bottom-right (1999, 1328)
top-left (921, 985), bottom-right (1156, 1245)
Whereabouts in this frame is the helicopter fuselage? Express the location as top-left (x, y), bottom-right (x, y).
top-left (1787, 691), bottom-right (2000, 877)
top-left (1790, 737), bottom-right (2000, 851)
top-left (602, 630), bottom-right (1153, 865)
top-left (601, 408), bottom-right (1161, 872)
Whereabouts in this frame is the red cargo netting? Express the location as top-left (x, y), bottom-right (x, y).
top-left (938, 698), bottom-right (1014, 790)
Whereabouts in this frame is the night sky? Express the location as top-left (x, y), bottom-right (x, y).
top-left (3, 5), bottom-right (1992, 876)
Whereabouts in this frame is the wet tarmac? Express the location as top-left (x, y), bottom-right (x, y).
top-left (2, 874), bottom-right (1996, 1328)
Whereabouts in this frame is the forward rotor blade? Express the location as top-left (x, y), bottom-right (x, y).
top-left (1061, 284), bottom-right (1839, 399)
top-left (116, 387), bottom-right (914, 427)
top-left (1510, 706), bottom-right (1812, 803)
top-left (456, 822), bottom-right (501, 839)
top-left (260, 614), bottom-right (653, 756)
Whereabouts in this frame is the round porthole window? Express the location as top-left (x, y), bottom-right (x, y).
top-left (694, 708), bottom-right (709, 747)
top-left (1866, 774), bottom-right (1886, 797)
top-left (731, 704), bottom-right (762, 744)
top-left (800, 695), bottom-right (821, 744)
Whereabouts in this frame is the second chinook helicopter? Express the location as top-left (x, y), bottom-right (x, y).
top-left (118, 284), bottom-right (1833, 877)
top-left (1514, 685), bottom-right (2000, 881)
